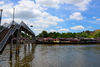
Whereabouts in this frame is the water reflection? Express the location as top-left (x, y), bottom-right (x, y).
top-left (0, 43), bottom-right (36, 67)
top-left (0, 44), bottom-right (100, 67)
top-left (13, 44), bottom-right (36, 67)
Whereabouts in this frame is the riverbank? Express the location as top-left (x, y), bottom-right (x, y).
top-left (37, 37), bottom-right (100, 44)
top-left (37, 41), bottom-right (99, 44)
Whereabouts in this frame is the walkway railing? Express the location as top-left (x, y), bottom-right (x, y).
top-left (0, 23), bottom-right (21, 53)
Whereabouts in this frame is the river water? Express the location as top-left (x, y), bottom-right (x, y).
top-left (0, 44), bottom-right (100, 67)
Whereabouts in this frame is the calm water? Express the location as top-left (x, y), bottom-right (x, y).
top-left (0, 44), bottom-right (100, 67)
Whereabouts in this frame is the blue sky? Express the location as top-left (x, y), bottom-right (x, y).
top-left (0, 0), bottom-right (100, 35)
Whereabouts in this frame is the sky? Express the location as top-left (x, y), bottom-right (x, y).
top-left (0, 0), bottom-right (100, 35)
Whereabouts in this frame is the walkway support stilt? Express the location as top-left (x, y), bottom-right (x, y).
top-left (16, 30), bottom-right (20, 54)
top-left (10, 38), bottom-right (13, 60)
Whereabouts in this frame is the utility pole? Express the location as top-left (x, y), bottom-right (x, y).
top-left (13, 8), bottom-right (15, 22)
top-left (12, 8), bottom-right (15, 25)
top-left (0, 9), bottom-right (3, 26)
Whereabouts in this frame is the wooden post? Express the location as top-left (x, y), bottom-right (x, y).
top-left (29, 34), bottom-right (31, 44)
top-left (10, 38), bottom-right (13, 60)
top-left (16, 30), bottom-right (20, 54)
top-left (32, 35), bottom-right (36, 44)
top-left (18, 30), bottom-right (21, 53)
top-left (16, 30), bottom-right (18, 54)
top-left (25, 32), bottom-right (27, 44)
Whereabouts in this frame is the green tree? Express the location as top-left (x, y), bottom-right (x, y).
top-left (72, 33), bottom-right (76, 38)
top-left (60, 33), bottom-right (66, 38)
top-left (66, 32), bottom-right (73, 38)
top-left (93, 31), bottom-right (100, 38)
top-left (37, 29), bottom-right (100, 38)
top-left (48, 32), bottom-right (60, 38)
top-left (76, 33), bottom-right (82, 37)
top-left (48, 32), bottom-right (53, 37)
top-left (38, 30), bottom-right (48, 38)
top-left (85, 30), bottom-right (91, 35)
top-left (81, 32), bottom-right (89, 38)
top-left (21, 32), bottom-right (25, 37)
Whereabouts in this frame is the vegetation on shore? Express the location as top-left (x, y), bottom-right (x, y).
top-left (37, 29), bottom-right (100, 38)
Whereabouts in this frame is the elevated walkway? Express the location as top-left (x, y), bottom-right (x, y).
top-left (0, 21), bottom-right (36, 54)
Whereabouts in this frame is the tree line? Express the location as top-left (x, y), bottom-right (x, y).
top-left (37, 29), bottom-right (100, 38)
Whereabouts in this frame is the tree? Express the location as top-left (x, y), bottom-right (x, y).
top-left (21, 32), bottom-right (25, 37)
top-left (37, 29), bottom-right (100, 38)
top-left (85, 30), bottom-right (91, 35)
top-left (72, 33), bottom-right (76, 38)
top-left (93, 31), bottom-right (100, 38)
top-left (81, 32), bottom-right (89, 38)
top-left (76, 33), bottom-right (82, 37)
top-left (48, 32), bottom-right (53, 37)
top-left (60, 33), bottom-right (66, 38)
top-left (38, 30), bottom-right (48, 38)
top-left (48, 32), bottom-right (60, 38)
top-left (66, 32), bottom-right (73, 38)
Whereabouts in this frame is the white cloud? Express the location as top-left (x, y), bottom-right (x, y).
top-left (96, 18), bottom-right (100, 21)
top-left (72, 0), bottom-right (91, 11)
top-left (13, 0), bottom-right (47, 19)
top-left (32, 23), bottom-right (49, 28)
top-left (92, 2), bottom-right (100, 7)
top-left (47, 16), bottom-right (64, 22)
top-left (93, 17), bottom-right (97, 19)
top-left (0, 3), bottom-right (14, 17)
top-left (33, 28), bottom-right (44, 35)
top-left (48, 28), bottom-right (69, 33)
top-left (1, 18), bottom-right (13, 25)
top-left (56, 26), bottom-right (62, 28)
top-left (61, 0), bottom-right (91, 11)
top-left (0, 1), bottom-right (4, 5)
top-left (87, 26), bottom-right (92, 28)
top-left (60, 14), bottom-right (67, 17)
top-left (32, 15), bottom-right (64, 28)
top-left (0, 0), bottom-right (47, 19)
top-left (49, 29), bottom-right (57, 32)
top-left (1, 18), bottom-right (33, 25)
top-left (91, 18), bottom-right (100, 24)
top-left (36, 0), bottom-right (91, 11)
top-left (66, 18), bottom-right (69, 20)
top-left (36, 0), bottom-right (60, 9)
top-left (90, 18), bottom-right (100, 24)
top-left (58, 28), bottom-right (69, 32)
top-left (72, 23), bottom-right (75, 24)
top-left (69, 12), bottom-right (84, 20)
top-left (70, 25), bottom-right (85, 30)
